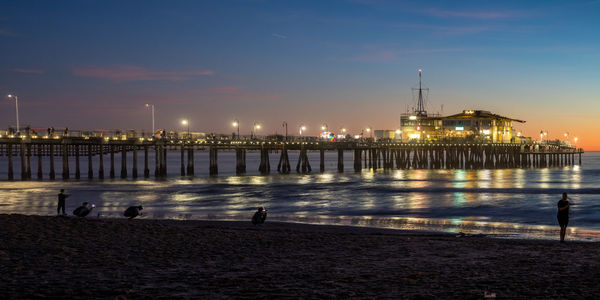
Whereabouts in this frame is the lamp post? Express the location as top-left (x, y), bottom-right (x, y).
top-left (321, 123), bottom-right (328, 132)
top-left (181, 119), bottom-right (189, 139)
top-left (252, 122), bottom-right (261, 139)
top-left (574, 137), bottom-right (578, 147)
top-left (299, 125), bottom-right (306, 136)
top-left (232, 119), bottom-right (239, 140)
top-left (282, 121), bottom-right (288, 141)
top-left (145, 104), bottom-right (155, 135)
top-left (366, 126), bottom-right (372, 138)
top-left (7, 94), bottom-right (19, 134)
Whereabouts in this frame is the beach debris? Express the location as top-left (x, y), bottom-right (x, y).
top-left (252, 207), bottom-right (267, 225)
top-left (124, 205), bottom-right (143, 219)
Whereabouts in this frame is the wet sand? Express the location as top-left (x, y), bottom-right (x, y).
top-left (1, 214), bottom-right (599, 299)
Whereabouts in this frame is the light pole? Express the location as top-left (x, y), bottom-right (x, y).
top-left (282, 121), bottom-right (288, 141)
top-left (181, 119), bottom-right (189, 139)
top-left (321, 123), bottom-right (328, 132)
top-left (232, 119), bottom-right (239, 140)
top-left (299, 125), bottom-right (306, 140)
top-left (145, 104), bottom-right (155, 135)
top-left (574, 137), bottom-right (578, 147)
top-left (7, 94), bottom-right (19, 134)
top-left (366, 126), bottom-right (372, 138)
top-left (252, 122), bottom-right (261, 139)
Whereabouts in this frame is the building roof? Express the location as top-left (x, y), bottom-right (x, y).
top-left (442, 110), bottom-right (525, 123)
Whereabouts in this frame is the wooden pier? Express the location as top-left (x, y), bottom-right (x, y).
top-left (0, 136), bottom-right (584, 180)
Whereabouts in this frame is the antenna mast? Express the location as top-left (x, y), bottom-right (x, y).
top-left (414, 69), bottom-right (428, 117)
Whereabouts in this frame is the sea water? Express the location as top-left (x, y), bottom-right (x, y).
top-left (0, 150), bottom-right (598, 241)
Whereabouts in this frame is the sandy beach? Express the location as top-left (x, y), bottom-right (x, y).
top-left (1, 214), bottom-right (598, 299)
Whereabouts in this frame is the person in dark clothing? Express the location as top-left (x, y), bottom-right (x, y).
top-left (557, 193), bottom-right (571, 242)
top-left (252, 207), bottom-right (267, 225)
top-left (124, 205), bottom-right (143, 219)
top-left (57, 189), bottom-right (69, 215)
top-left (73, 202), bottom-right (94, 218)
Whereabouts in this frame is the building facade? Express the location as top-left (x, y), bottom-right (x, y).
top-left (400, 110), bottom-right (525, 143)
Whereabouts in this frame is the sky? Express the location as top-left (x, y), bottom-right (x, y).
top-left (1, 0), bottom-right (599, 150)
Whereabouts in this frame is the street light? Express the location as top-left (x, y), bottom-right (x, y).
top-left (299, 125), bottom-right (306, 136)
top-left (574, 137), bottom-right (578, 147)
top-left (366, 126), bottom-right (372, 138)
top-left (321, 123), bottom-right (328, 132)
top-left (7, 94), bottom-right (19, 134)
top-left (252, 122), bottom-right (261, 139)
top-left (145, 104), bottom-right (155, 135)
top-left (181, 119), bottom-right (189, 139)
top-left (540, 130), bottom-right (544, 143)
top-left (232, 119), bottom-right (239, 139)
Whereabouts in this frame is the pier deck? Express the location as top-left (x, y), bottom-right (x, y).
top-left (0, 136), bottom-right (583, 180)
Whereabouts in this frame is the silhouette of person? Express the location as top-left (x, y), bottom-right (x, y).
top-left (57, 189), bottom-right (69, 215)
top-left (557, 192), bottom-right (571, 242)
top-left (73, 202), bottom-right (94, 218)
top-left (124, 205), bottom-right (143, 219)
top-left (252, 207), bottom-right (267, 225)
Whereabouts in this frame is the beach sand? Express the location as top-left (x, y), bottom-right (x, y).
top-left (1, 214), bottom-right (598, 299)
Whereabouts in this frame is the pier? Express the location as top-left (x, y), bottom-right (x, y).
top-left (0, 135), bottom-right (583, 180)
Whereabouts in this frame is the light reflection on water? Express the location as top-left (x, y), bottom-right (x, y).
top-left (0, 151), bottom-right (599, 241)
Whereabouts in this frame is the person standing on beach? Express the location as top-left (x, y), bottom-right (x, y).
top-left (57, 189), bottom-right (69, 215)
top-left (557, 193), bottom-right (571, 242)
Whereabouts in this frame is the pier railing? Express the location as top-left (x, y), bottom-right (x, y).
top-left (0, 135), bottom-right (584, 180)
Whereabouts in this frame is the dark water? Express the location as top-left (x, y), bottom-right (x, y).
top-left (1, 150), bottom-right (598, 241)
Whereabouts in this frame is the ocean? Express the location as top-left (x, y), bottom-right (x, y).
top-left (1, 150), bottom-right (598, 241)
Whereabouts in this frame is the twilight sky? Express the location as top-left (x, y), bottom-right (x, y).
top-left (1, 0), bottom-right (599, 150)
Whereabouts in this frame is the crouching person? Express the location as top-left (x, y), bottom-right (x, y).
top-left (124, 205), bottom-right (143, 219)
top-left (73, 202), bottom-right (95, 218)
top-left (252, 207), bottom-right (267, 225)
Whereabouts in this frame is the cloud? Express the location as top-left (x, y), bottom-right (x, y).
top-left (0, 28), bottom-right (16, 36)
top-left (272, 33), bottom-right (288, 39)
top-left (199, 86), bottom-right (280, 102)
top-left (13, 68), bottom-right (46, 74)
top-left (72, 65), bottom-right (214, 82)
top-left (423, 8), bottom-right (516, 19)
top-left (342, 45), bottom-right (466, 62)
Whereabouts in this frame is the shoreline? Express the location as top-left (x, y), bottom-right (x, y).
top-left (9, 210), bottom-right (600, 243)
top-left (2, 214), bottom-right (599, 299)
